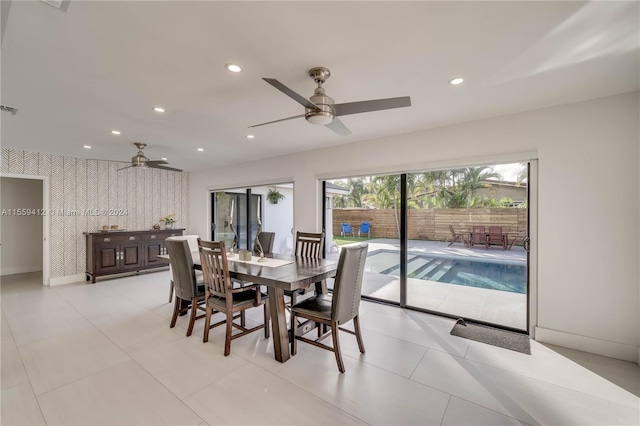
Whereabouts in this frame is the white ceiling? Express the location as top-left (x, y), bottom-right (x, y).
top-left (2, 1), bottom-right (638, 172)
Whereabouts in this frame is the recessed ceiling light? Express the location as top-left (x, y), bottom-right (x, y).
top-left (246, 134), bottom-right (255, 139)
top-left (161, 157), bottom-right (168, 161)
top-left (111, 130), bottom-right (121, 135)
top-left (83, 145), bottom-right (91, 149)
top-left (197, 148), bottom-right (204, 152)
top-left (153, 107), bottom-right (166, 113)
top-left (449, 77), bottom-right (465, 85)
top-left (225, 63), bottom-right (242, 73)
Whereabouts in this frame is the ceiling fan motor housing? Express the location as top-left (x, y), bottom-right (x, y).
top-left (131, 152), bottom-right (149, 167)
top-left (305, 87), bottom-right (335, 125)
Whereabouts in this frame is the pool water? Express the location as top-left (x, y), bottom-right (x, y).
top-left (365, 249), bottom-right (527, 294)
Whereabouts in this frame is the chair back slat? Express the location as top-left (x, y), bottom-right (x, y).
top-left (198, 239), bottom-right (231, 297)
top-left (295, 231), bottom-right (324, 259)
top-left (332, 243), bottom-right (368, 324)
top-left (165, 239), bottom-right (196, 300)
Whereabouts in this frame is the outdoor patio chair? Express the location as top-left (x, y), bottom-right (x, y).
top-left (358, 221), bottom-right (371, 238)
top-left (447, 225), bottom-right (468, 247)
top-left (470, 225), bottom-right (488, 248)
top-left (341, 223), bottom-right (354, 237)
top-left (488, 226), bottom-right (506, 250)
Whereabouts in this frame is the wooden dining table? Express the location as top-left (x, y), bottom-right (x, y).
top-left (159, 252), bottom-right (338, 363)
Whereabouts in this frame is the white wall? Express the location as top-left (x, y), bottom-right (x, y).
top-left (190, 92), bottom-right (640, 362)
top-left (0, 177), bottom-right (43, 275)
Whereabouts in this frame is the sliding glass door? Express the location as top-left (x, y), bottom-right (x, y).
top-left (325, 162), bottom-right (530, 331)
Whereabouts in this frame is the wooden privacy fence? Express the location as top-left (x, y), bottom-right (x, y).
top-left (333, 208), bottom-right (527, 241)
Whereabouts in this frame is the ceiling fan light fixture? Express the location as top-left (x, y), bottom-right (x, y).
top-left (305, 111), bottom-right (333, 125)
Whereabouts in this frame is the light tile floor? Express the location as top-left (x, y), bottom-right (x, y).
top-left (1, 271), bottom-right (638, 425)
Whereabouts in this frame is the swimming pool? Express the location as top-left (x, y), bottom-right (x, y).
top-left (365, 249), bottom-right (527, 294)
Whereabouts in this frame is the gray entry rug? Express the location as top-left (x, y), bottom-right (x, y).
top-left (450, 320), bottom-right (531, 354)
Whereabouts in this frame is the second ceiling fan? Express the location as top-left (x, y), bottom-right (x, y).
top-left (250, 67), bottom-right (411, 136)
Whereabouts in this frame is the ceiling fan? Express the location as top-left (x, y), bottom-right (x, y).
top-left (250, 66), bottom-right (411, 136)
top-left (117, 142), bottom-right (182, 172)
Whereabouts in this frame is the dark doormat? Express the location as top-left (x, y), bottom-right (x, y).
top-left (450, 320), bottom-right (531, 354)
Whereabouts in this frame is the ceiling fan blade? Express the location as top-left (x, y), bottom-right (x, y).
top-left (334, 96), bottom-right (411, 117)
top-left (147, 160), bottom-right (169, 166)
top-left (249, 114), bottom-right (305, 128)
top-left (149, 164), bottom-right (183, 172)
top-left (325, 118), bottom-right (352, 136)
top-left (262, 78), bottom-right (320, 109)
top-left (117, 165), bottom-right (133, 172)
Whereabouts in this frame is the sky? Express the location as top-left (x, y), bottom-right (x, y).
top-left (492, 163), bottom-right (526, 182)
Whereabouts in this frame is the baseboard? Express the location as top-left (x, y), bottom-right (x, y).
top-left (0, 265), bottom-right (42, 276)
top-left (535, 326), bottom-right (639, 363)
top-left (49, 273), bottom-right (86, 287)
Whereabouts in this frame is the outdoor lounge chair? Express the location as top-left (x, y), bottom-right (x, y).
top-left (488, 226), bottom-right (506, 250)
top-left (470, 225), bottom-right (488, 248)
top-left (341, 223), bottom-right (354, 237)
top-left (358, 221), bottom-right (371, 238)
top-left (447, 225), bottom-right (468, 247)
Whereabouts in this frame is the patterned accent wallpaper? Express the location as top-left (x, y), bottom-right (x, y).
top-left (1, 148), bottom-right (189, 280)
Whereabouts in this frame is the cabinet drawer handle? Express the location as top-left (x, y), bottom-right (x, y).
top-left (150, 235), bottom-right (156, 239)
top-left (103, 238), bottom-right (111, 242)
top-left (129, 236), bottom-right (136, 240)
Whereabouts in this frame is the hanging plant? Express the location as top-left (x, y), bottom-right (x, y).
top-left (267, 189), bottom-right (285, 204)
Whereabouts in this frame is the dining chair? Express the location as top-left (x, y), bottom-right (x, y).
top-left (358, 221), bottom-right (371, 238)
top-left (167, 235), bottom-right (201, 302)
top-left (253, 231), bottom-right (275, 255)
top-left (340, 223), bottom-right (354, 237)
top-left (470, 225), bottom-right (488, 248)
top-left (165, 239), bottom-right (206, 336)
top-left (287, 231), bottom-right (325, 306)
top-left (447, 224), bottom-right (468, 247)
top-left (198, 239), bottom-right (270, 356)
top-left (291, 242), bottom-right (369, 373)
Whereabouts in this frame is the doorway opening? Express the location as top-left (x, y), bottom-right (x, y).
top-left (210, 183), bottom-right (294, 255)
top-left (0, 175), bottom-right (50, 286)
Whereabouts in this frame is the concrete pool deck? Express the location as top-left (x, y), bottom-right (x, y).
top-left (328, 239), bottom-right (528, 330)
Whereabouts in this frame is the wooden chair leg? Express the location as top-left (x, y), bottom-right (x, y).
top-left (224, 311), bottom-right (233, 356)
top-left (203, 305), bottom-right (212, 343)
top-left (170, 296), bottom-right (180, 328)
top-left (169, 280), bottom-right (174, 303)
top-left (240, 310), bottom-right (246, 328)
top-left (331, 321), bottom-right (345, 373)
top-left (186, 297), bottom-right (198, 337)
top-left (353, 315), bottom-right (366, 354)
top-left (291, 312), bottom-right (299, 355)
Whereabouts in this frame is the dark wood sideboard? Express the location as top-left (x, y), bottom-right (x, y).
top-left (85, 228), bottom-right (184, 283)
